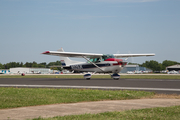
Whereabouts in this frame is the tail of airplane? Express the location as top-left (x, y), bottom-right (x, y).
top-left (57, 48), bottom-right (84, 66)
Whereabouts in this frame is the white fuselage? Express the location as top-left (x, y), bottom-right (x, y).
top-left (66, 61), bottom-right (125, 73)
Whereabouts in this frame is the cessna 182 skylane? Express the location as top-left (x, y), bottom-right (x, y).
top-left (42, 48), bottom-right (155, 80)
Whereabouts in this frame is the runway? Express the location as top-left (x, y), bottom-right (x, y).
top-left (0, 78), bottom-right (180, 94)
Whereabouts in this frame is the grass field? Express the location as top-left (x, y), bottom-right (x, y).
top-left (32, 105), bottom-right (180, 120)
top-left (0, 87), bottom-right (154, 109)
top-left (0, 74), bottom-right (180, 79)
top-left (1, 75), bottom-right (180, 119)
top-left (1, 87), bottom-right (180, 120)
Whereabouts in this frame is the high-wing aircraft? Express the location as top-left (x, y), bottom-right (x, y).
top-left (42, 48), bottom-right (155, 80)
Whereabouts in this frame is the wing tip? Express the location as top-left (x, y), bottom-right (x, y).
top-left (42, 51), bottom-right (50, 54)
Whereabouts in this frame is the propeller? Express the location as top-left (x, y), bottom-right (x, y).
top-left (116, 50), bottom-right (129, 63)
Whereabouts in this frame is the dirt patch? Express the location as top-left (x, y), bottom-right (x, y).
top-left (1, 99), bottom-right (180, 120)
top-left (142, 93), bottom-right (180, 99)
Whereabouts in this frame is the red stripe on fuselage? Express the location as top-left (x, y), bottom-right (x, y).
top-left (105, 58), bottom-right (123, 62)
top-left (113, 63), bottom-right (122, 65)
top-left (105, 58), bottom-right (126, 66)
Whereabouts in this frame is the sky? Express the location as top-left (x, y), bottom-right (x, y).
top-left (0, 0), bottom-right (180, 64)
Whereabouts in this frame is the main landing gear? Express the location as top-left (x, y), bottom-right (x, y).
top-left (84, 73), bottom-right (120, 80)
top-left (84, 73), bottom-right (92, 80)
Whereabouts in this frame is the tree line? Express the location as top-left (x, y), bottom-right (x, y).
top-left (129, 60), bottom-right (180, 71)
top-left (0, 61), bottom-right (62, 70)
top-left (0, 60), bottom-right (180, 72)
top-left (139, 60), bottom-right (180, 71)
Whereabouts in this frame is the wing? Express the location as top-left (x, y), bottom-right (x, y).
top-left (113, 53), bottom-right (155, 58)
top-left (42, 51), bottom-right (103, 58)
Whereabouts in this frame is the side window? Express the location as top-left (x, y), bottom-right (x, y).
top-left (88, 58), bottom-right (95, 63)
top-left (90, 59), bottom-right (93, 62)
top-left (96, 58), bottom-right (101, 62)
top-left (89, 58), bottom-right (102, 63)
top-left (102, 57), bottom-right (105, 61)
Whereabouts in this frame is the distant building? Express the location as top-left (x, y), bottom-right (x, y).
top-left (166, 64), bottom-right (180, 71)
top-left (120, 65), bottom-right (139, 73)
top-left (120, 65), bottom-right (151, 73)
top-left (0, 69), bottom-right (10, 74)
top-left (10, 67), bottom-right (52, 74)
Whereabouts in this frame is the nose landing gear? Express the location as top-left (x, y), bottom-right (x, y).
top-left (111, 73), bottom-right (120, 80)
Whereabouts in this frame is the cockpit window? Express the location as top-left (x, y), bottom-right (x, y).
top-left (102, 54), bottom-right (115, 61)
top-left (88, 54), bottom-right (115, 63)
top-left (89, 58), bottom-right (101, 63)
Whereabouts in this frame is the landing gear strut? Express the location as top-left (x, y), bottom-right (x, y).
top-left (111, 73), bottom-right (120, 80)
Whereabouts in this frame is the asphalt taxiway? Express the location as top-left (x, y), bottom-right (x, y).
top-left (0, 78), bottom-right (180, 94)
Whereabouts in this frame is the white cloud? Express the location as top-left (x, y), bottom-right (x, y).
top-left (93, 0), bottom-right (159, 3)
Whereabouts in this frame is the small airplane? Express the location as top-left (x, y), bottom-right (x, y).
top-left (42, 48), bottom-right (155, 80)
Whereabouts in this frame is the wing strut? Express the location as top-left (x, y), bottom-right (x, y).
top-left (82, 56), bottom-right (111, 76)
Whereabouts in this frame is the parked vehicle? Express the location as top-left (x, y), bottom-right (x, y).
top-left (127, 71), bottom-right (134, 74)
top-left (167, 70), bottom-right (179, 74)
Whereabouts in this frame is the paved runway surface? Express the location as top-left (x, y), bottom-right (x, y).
top-left (0, 78), bottom-right (180, 94)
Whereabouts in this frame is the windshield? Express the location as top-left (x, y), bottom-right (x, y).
top-left (88, 54), bottom-right (115, 63)
top-left (102, 54), bottom-right (115, 61)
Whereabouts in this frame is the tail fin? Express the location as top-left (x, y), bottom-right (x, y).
top-left (57, 48), bottom-right (84, 66)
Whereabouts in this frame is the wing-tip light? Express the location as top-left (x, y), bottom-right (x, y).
top-left (42, 51), bottom-right (50, 54)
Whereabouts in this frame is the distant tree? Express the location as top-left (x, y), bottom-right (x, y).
top-left (47, 61), bottom-right (61, 66)
top-left (37, 64), bottom-right (45, 68)
top-left (140, 60), bottom-right (162, 71)
top-left (32, 61), bottom-right (38, 68)
top-left (32, 64), bottom-right (38, 68)
top-left (162, 60), bottom-right (180, 68)
top-left (39, 62), bottom-right (47, 68)
top-left (20, 62), bottom-right (23, 67)
top-left (3, 62), bottom-right (16, 69)
top-left (128, 62), bottom-right (139, 65)
top-left (50, 67), bottom-right (58, 70)
top-left (0, 63), bottom-right (4, 69)
top-left (24, 62), bottom-right (32, 67)
top-left (47, 61), bottom-right (62, 71)
top-left (1, 62), bottom-right (25, 69)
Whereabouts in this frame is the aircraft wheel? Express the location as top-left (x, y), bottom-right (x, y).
top-left (112, 73), bottom-right (120, 80)
top-left (84, 73), bottom-right (92, 80)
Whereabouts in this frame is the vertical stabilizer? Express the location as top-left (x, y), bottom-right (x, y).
top-left (57, 48), bottom-right (84, 66)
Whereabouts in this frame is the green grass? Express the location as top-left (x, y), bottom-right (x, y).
top-left (32, 106), bottom-right (180, 120)
top-left (0, 74), bottom-right (180, 79)
top-left (0, 87), bottom-right (154, 109)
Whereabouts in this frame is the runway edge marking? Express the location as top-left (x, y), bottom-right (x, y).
top-left (0, 84), bottom-right (180, 91)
